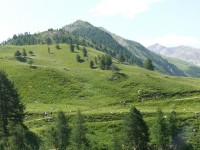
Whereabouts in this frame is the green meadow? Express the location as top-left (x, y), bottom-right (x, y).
top-left (0, 44), bottom-right (199, 149)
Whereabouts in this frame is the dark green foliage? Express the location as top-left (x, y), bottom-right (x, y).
top-left (0, 70), bottom-right (25, 134)
top-left (22, 48), bottom-right (27, 57)
top-left (0, 70), bottom-right (39, 149)
top-left (70, 44), bottom-right (75, 52)
top-left (168, 111), bottom-right (178, 144)
top-left (89, 60), bottom-right (94, 69)
top-left (151, 109), bottom-right (169, 150)
top-left (99, 55), bottom-right (112, 70)
top-left (116, 54), bottom-right (125, 63)
top-left (124, 107), bottom-right (149, 150)
top-left (144, 58), bottom-right (154, 71)
top-left (48, 111), bottom-right (70, 150)
top-left (70, 110), bottom-right (89, 150)
top-left (55, 44), bottom-right (61, 50)
top-left (45, 37), bottom-right (52, 45)
top-left (10, 32), bottom-right (38, 45)
top-left (82, 47), bottom-right (88, 57)
top-left (70, 22), bottom-right (143, 66)
top-left (28, 50), bottom-right (34, 55)
top-left (76, 54), bottom-right (81, 62)
top-left (14, 50), bottom-right (21, 57)
top-left (111, 131), bottom-right (121, 150)
top-left (76, 44), bottom-right (80, 50)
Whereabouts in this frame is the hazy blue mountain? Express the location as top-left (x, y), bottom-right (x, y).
top-left (148, 43), bottom-right (200, 66)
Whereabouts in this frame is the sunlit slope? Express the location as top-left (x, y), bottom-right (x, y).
top-left (1, 44), bottom-right (200, 149)
top-left (0, 44), bottom-right (200, 113)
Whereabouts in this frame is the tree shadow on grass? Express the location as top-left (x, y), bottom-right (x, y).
top-left (30, 66), bottom-right (37, 69)
top-left (16, 57), bottom-right (27, 62)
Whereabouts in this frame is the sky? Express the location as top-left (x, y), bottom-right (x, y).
top-left (0, 0), bottom-right (200, 48)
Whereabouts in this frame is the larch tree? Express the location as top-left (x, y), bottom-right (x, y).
top-left (124, 107), bottom-right (149, 150)
top-left (151, 108), bottom-right (169, 150)
top-left (144, 58), bottom-right (154, 71)
top-left (70, 110), bottom-right (89, 150)
top-left (48, 111), bottom-right (70, 150)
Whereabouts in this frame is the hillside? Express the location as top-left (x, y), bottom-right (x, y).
top-left (63, 20), bottom-right (186, 76)
top-left (0, 44), bottom-right (200, 149)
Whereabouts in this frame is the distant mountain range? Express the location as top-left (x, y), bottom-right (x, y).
top-left (148, 43), bottom-right (200, 66)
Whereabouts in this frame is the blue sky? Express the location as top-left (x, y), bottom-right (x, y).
top-left (0, 0), bottom-right (200, 48)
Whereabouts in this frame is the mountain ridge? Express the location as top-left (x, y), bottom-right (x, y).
top-left (63, 20), bottom-right (185, 76)
top-left (6, 20), bottom-right (195, 77)
top-left (148, 43), bottom-right (200, 66)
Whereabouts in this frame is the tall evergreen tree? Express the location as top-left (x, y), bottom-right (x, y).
top-left (48, 111), bottom-right (70, 150)
top-left (89, 60), bottom-right (94, 69)
top-left (70, 110), bottom-right (89, 150)
top-left (151, 108), bottom-right (169, 150)
top-left (124, 107), bottom-right (149, 150)
top-left (22, 49), bottom-right (27, 58)
top-left (0, 70), bottom-right (25, 135)
top-left (0, 70), bottom-right (39, 149)
top-left (144, 58), bottom-right (154, 71)
top-left (14, 50), bottom-right (21, 57)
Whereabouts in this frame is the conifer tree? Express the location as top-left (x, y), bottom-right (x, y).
top-left (151, 108), bottom-right (169, 150)
top-left (22, 49), bottom-right (27, 58)
top-left (89, 60), bottom-right (94, 69)
top-left (0, 70), bottom-right (39, 149)
top-left (144, 58), bottom-right (154, 71)
top-left (48, 111), bottom-right (70, 150)
top-left (0, 70), bottom-right (25, 135)
top-left (70, 110), bottom-right (89, 150)
top-left (124, 107), bottom-right (149, 150)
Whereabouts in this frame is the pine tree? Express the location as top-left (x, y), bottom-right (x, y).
top-left (144, 58), bottom-right (154, 71)
top-left (22, 48), bottom-right (27, 58)
top-left (70, 110), bottom-right (89, 150)
top-left (0, 70), bottom-right (39, 149)
top-left (14, 50), bottom-right (21, 57)
top-left (89, 60), bottom-right (94, 69)
top-left (167, 111), bottom-right (178, 145)
top-left (48, 111), bottom-right (70, 150)
top-left (151, 109), bottom-right (169, 150)
top-left (76, 54), bottom-right (81, 62)
top-left (124, 107), bottom-right (149, 150)
top-left (0, 70), bottom-right (25, 135)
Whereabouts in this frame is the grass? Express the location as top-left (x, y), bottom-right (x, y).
top-left (0, 44), bottom-right (200, 149)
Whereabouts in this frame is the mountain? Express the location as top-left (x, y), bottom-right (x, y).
top-left (63, 20), bottom-right (185, 76)
top-left (148, 43), bottom-right (200, 66)
top-left (6, 20), bottom-right (187, 76)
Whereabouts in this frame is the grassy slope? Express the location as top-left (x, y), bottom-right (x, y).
top-left (0, 44), bottom-right (200, 149)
